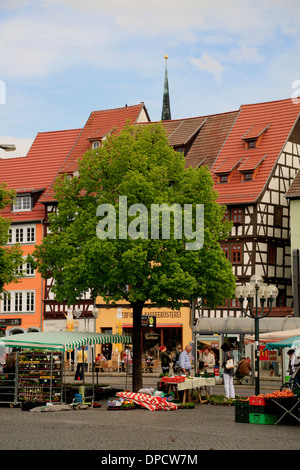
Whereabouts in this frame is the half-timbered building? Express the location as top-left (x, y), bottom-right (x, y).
top-left (160, 99), bottom-right (300, 320)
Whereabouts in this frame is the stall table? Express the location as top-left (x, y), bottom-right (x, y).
top-left (271, 397), bottom-right (300, 425)
top-left (161, 376), bottom-right (216, 404)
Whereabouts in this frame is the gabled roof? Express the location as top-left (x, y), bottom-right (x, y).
top-left (286, 168), bottom-right (300, 199)
top-left (0, 128), bottom-right (81, 221)
top-left (41, 103), bottom-right (150, 203)
top-left (157, 110), bottom-right (239, 170)
top-left (212, 98), bottom-right (300, 205)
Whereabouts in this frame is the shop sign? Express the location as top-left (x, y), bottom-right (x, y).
top-left (141, 315), bottom-right (156, 328)
top-left (0, 318), bottom-right (21, 326)
top-left (259, 346), bottom-right (277, 361)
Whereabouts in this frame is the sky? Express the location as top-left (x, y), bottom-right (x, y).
top-left (0, 0), bottom-right (300, 158)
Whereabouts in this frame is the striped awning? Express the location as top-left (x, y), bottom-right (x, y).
top-left (0, 331), bottom-right (132, 351)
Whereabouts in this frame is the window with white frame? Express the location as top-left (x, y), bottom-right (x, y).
top-left (6, 224), bottom-right (36, 245)
top-left (1, 291), bottom-right (35, 314)
top-left (16, 260), bottom-right (35, 277)
top-left (92, 141), bottom-right (100, 149)
top-left (13, 196), bottom-right (31, 212)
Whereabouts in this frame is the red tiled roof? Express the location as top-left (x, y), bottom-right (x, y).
top-left (212, 98), bottom-right (300, 205)
top-left (0, 128), bottom-right (81, 220)
top-left (151, 110), bottom-right (239, 170)
top-left (41, 103), bottom-right (149, 202)
top-left (241, 122), bottom-right (270, 141)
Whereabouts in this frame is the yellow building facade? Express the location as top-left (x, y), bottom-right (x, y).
top-left (95, 298), bottom-right (193, 360)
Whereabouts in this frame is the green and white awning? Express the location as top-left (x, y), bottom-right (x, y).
top-left (0, 331), bottom-right (132, 351)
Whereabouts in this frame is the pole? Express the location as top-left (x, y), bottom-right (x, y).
top-left (254, 315), bottom-right (260, 396)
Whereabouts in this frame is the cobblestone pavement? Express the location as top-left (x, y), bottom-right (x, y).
top-left (0, 376), bottom-right (299, 453)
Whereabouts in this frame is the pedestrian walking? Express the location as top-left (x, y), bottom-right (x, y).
top-left (221, 342), bottom-right (235, 399)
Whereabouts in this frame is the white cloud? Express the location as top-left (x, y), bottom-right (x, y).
top-left (189, 54), bottom-right (224, 82)
top-left (228, 45), bottom-right (265, 64)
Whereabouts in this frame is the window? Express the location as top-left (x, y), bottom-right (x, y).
top-left (268, 245), bottom-right (276, 264)
top-left (27, 227), bottom-right (35, 242)
top-left (231, 244), bottom-right (242, 263)
top-left (13, 196), bottom-right (31, 212)
top-left (220, 175), bottom-right (228, 183)
top-left (274, 206), bottom-right (283, 227)
top-left (229, 298), bottom-right (239, 307)
top-left (175, 146), bottom-right (185, 154)
top-left (232, 208), bottom-right (243, 224)
top-left (248, 140), bottom-right (256, 148)
top-left (15, 292), bottom-right (23, 312)
top-left (223, 209), bottom-right (230, 221)
top-left (244, 172), bottom-right (253, 181)
top-left (220, 244), bottom-right (229, 259)
top-left (26, 292), bottom-right (35, 312)
top-left (26, 263), bottom-right (35, 276)
top-left (92, 141), bottom-right (100, 149)
top-left (6, 225), bottom-right (35, 245)
top-left (3, 293), bottom-right (11, 313)
top-left (15, 228), bottom-right (23, 243)
top-left (1, 291), bottom-right (35, 314)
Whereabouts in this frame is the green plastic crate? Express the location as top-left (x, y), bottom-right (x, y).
top-left (249, 413), bottom-right (278, 425)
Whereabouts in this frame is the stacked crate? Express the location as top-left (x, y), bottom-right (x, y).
top-left (234, 399), bottom-right (250, 423)
top-left (248, 396), bottom-right (278, 425)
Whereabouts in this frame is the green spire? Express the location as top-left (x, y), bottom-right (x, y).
top-left (161, 54), bottom-right (171, 121)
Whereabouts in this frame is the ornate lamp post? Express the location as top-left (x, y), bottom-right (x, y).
top-left (235, 274), bottom-right (278, 395)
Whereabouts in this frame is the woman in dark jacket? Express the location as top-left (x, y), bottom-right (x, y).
top-left (221, 343), bottom-right (235, 399)
top-left (159, 346), bottom-right (171, 375)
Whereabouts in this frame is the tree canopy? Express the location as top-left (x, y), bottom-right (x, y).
top-left (33, 123), bottom-right (236, 390)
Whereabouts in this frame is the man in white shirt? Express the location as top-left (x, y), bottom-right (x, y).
top-left (179, 345), bottom-right (192, 375)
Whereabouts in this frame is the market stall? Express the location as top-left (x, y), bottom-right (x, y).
top-left (0, 331), bottom-right (131, 407)
top-left (159, 374), bottom-right (216, 404)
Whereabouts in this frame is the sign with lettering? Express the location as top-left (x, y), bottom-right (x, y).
top-left (141, 315), bottom-right (156, 328)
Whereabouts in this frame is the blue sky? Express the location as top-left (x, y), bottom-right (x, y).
top-left (0, 0), bottom-right (300, 157)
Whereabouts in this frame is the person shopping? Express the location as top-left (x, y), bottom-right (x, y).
top-left (74, 346), bottom-right (87, 381)
top-left (159, 346), bottom-right (171, 375)
top-left (179, 345), bottom-right (192, 376)
top-left (198, 345), bottom-right (215, 396)
top-left (221, 343), bottom-right (235, 399)
top-left (235, 357), bottom-right (252, 384)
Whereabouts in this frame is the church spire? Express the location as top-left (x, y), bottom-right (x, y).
top-left (161, 54), bottom-right (171, 121)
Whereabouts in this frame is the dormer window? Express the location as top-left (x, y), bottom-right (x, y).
top-left (92, 141), bottom-right (100, 149)
top-left (13, 196), bottom-right (31, 212)
top-left (243, 172), bottom-right (253, 181)
top-left (247, 140), bottom-right (256, 149)
top-left (242, 123), bottom-right (270, 149)
top-left (220, 175), bottom-right (228, 183)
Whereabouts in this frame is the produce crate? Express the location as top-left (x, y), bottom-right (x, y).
top-left (161, 377), bottom-right (185, 383)
top-left (249, 413), bottom-right (278, 425)
top-left (249, 396), bottom-right (269, 406)
top-left (235, 400), bottom-right (249, 423)
top-left (249, 405), bottom-right (277, 415)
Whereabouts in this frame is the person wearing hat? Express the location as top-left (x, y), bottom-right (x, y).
top-left (159, 346), bottom-right (171, 375)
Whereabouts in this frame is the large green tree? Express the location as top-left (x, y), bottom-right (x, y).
top-left (33, 123), bottom-right (236, 391)
top-left (0, 183), bottom-right (24, 293)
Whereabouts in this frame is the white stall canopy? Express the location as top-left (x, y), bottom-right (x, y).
top-left (193, 316), bottom-right (300, 335)
top-left (0, 331), bottom-right (132, 351)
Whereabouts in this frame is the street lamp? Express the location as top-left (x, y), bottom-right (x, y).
top-left (0, 144), bottom-right (16, 152)
top-left (235, 275), bottom-right (278, 395)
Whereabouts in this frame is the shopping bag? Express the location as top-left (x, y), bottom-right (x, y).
top-left (225, 358), bottom-right (234, 369)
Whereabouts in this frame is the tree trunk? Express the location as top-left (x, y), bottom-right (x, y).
top-left (132, 301), bottom-right (144, 392)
